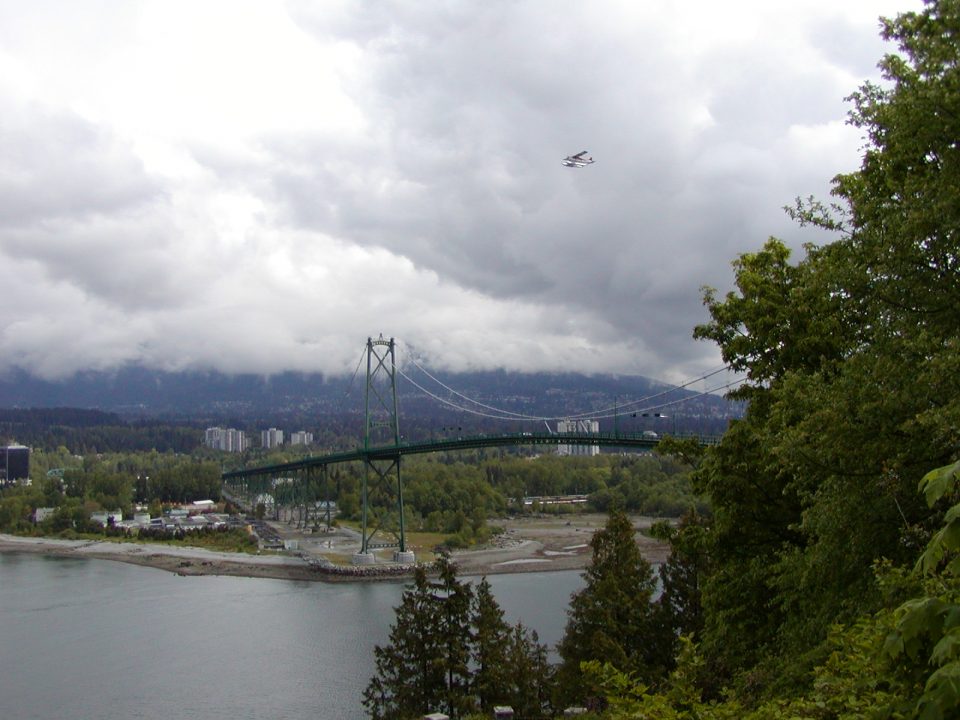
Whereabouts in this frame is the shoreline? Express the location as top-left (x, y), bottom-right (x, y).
top-left (0, 516), bottom-right (669, 582)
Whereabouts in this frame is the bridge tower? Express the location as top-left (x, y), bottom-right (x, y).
top-left (353, 336), bottom-right (414, 565)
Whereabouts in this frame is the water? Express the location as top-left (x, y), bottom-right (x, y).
top-left (0, 553), bottom-right (584, 720)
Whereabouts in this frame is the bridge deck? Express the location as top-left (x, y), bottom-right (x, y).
top-left (221, 431), bottom-right (715, 480)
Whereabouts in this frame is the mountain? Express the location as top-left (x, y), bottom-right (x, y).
top-left (0, 365), bottom-right (741, 436)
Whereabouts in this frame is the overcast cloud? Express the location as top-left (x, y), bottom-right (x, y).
top-left (0, 0), bottom-right (920, 385)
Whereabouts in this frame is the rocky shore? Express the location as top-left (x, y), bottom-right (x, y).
top-left (0, 514), bottom-right (669, 582)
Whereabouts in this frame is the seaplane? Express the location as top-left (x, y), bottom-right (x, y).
top-left (562, 151), bottom-right (595, 168)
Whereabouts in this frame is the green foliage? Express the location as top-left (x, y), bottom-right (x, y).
top-left (364, 556), bottom-right (476, 720)
top-left (504, 623), bottom-right (554, 718)
top-left (687, 0), bottom-right (960, 694)
top-left (556, 509), bottom-right (673, 708)
top-left (655, 510), bottom-right (710, 660)
top-left (578, 462), bottom-right (960, 719)
top-left (882, 461), bottom-right (960, 719)
top-left (918, 461), bottom-right (960, 575)
top-left (364, 566), bottom-right (448, 720)
top-left (433, 557), bottom-right (475, 718)
top-left (0, 451), bottom-right (224, 534)
top-left (135, 525), bottom-right (258, 553)
top-left (364, 557), bottom-right (553, 720)
top-left (0, 408), bottom-right (202, 454)
top-left (346, 452), bottom-right (702, 551)
top-left (471, 578), bottom-right (513, 712)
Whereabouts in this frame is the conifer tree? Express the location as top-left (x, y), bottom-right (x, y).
top-left (363, 566), bottom-right (444, 720)
top-left (653, 509), bottom-right (710, 641)
top-left (555, 508), bottom-right (669, 706)
top-left (430, 554), bottom-right (475, 718)
top-left (505, 622), bottom-right (554, 718)
top-left (366, 556), bottom-right (557, 718)
top-left (470, 577), bottom-right (513, 712)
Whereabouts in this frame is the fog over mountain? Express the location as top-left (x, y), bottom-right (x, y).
top-left (0, 365), bottom-right (739, 435)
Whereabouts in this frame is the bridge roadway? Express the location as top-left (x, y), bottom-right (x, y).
top-left (221, 431), bottom-right (713, 480)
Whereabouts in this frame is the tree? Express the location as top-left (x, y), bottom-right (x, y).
top-left (653, 509), bottom-right (710, 645)
top-left (555, 509), bottom-right (671, 707)
top-left (468, 580), bottom-right (555, 718)
top-left (363, 566), bottom-right (445, 720)
top-left (690, 0), bottom-right (960, 695)
top-left (505, 623), bottom-right (554, 718)
top-left (430, 555), bottom-right (475, 719)
top-left (470, 577), bottom-right (513, 712)
top-left (586, 463), bottom-right (960, 719)
top-left (363, 555), bottom-right (476, 720)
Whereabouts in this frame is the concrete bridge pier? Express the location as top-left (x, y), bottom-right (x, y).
top-left (394, 550), bottom-right (415, 564)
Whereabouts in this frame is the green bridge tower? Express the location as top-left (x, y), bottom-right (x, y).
top-left (355, 335), bottom-right (414, 564)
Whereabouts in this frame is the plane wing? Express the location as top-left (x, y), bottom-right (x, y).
top-left (562, 151), bottom-right (594, 167)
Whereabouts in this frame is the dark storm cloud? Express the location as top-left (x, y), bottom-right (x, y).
top-left (242, 1), bottom-right (881, 377)
top-left (0, 0), bottom-right (920, 382)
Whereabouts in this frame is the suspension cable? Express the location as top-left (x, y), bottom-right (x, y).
top-left (398, 338), bottom-right (736, 422)
top-left (336, 345), bottom-right (368, 415)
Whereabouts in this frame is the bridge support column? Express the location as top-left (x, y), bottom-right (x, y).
top-left (394, 550), bottom-right (415, 564)
top-left (359, 336), bottom-right (409, 561)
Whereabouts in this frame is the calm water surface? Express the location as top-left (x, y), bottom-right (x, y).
top-left (0, 553), bottom-right (584, 720)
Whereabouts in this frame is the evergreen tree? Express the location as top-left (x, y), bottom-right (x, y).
top-left (505, 622), bottom-right (554, 719)
top-left (470, 577), bottom-right (513, 712)
top-left (653, 509), bottom-right (710, 643)
top-left (430, 554), bottom-right (475, 719)
top-left (555, 509), bottom-right (670, 707)
top-left (363, 566), bottom-right (444, 720)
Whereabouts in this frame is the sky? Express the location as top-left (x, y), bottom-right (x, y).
top-left (0, 0), bottom-right (922, 386)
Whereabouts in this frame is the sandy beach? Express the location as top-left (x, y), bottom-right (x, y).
top-left (0, 514), bottom-right (669, 582)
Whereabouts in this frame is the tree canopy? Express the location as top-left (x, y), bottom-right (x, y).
top-left (556, 509), bottom-right (671, 707)
top-left (691, 0), bottom-right (960, 695)
top-left (363, 556), bottom-right (553, 720)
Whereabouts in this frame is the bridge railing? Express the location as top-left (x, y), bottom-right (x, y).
top-left (221, 430), bottom-right (722, 480)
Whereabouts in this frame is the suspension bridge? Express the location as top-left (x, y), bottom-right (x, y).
top-left (221, 336), bottom-right (732, 566)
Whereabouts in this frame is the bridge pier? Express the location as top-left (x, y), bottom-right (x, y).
top-left (394, 550), bottom-right (415, 564)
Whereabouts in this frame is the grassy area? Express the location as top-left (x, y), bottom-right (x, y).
top-left (403, 530), bottom-right (449, 550)
top-left (54, 527), bottom-right (259, 554)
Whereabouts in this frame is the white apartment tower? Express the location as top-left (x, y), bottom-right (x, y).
top-left (204, 427), bottom-right (222, 449)
top-left (290, 431), bottom-right (314, 446)
top-left (204, 427), bottom-right (247, 452)
top-left (261, 428), bottom-right (284, 448)
top-left (224, 428), bottom-right (246, 452)
top-left (556, 419), bottom-right (600, 457)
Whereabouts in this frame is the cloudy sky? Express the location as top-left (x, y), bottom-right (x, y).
top-left (0, 0), bottom-right (920, 385)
